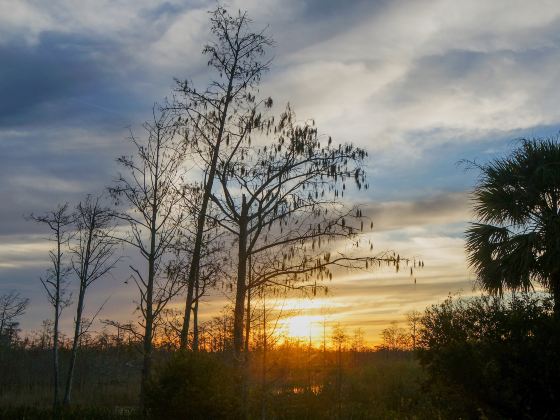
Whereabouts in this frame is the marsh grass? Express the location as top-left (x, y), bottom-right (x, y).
top-left (1, 347), bottom-right (475, 419)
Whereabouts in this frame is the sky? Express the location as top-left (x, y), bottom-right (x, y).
top-left (2, 0), bottom-right (560, 344)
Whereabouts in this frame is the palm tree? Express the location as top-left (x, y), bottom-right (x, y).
top-left (466, 138), bottom-right (560, 314)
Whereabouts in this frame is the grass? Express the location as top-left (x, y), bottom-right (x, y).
top-left (0, 346), bottom-right (477, 419)
top-left (0, 406), bottom-right (141, 420)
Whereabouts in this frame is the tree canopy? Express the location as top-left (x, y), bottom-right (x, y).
top-left (466, 138), bottom-right (560, 310)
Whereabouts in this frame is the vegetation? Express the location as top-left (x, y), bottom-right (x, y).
top-left (0, 292), bottom-right (28, 346)
top-left (466, 138), bottom-right (560, 312)
top-left (109, 107), bottom-right (187, 406)
top-left (28, 204), bottom-right (74, 410)
top-left (418, 293), bottom-right (560, 419)
top-left (9, 293), bottom-right (560, 419)
top-left (64, 196), bottom-right (118, 405)
top-left (4, 2), bottom-right (560, 419)
top-left (145, 352), bottom-right (239, 419)
top-left (0, 334), bottom-right (464, 419)
top-left (170, 6), bottom-right (274, 352)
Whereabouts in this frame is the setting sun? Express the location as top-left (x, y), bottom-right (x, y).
top-left (281, 315), bottom-right (324, 340)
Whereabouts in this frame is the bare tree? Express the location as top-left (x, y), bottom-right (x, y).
top-left (407, 310), bottom-right (422, 350)
top-left (109, 107), bottom-right (187, 405)
top-left (63, 195), bottom-right (119, 405)
top-left (210, 105), bottom-right (397, 358)
top-left (191, 252), bottom-right (224, 351)
top-left (101, 318), bottom-right (143, 346)
top-left (170, 6), bottom-right (274, 349)
top-left (350, 328), bottom-right (366, 352)
top-left (332, 322), bottom-right (348, 416)
top-left (0, 291), bottom-right (29, 345)
top-left (171, 183), bottom-right (228, 351)
top-left (196, 307), bottom-right (235, 352)
top-left (29, 203), bottom-right (73, 409)
top-left (379, 321), bottom-right (411, 351)
top-left (249, 286), bottom-right (295, 419)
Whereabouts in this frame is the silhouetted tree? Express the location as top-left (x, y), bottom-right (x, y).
top-left (109, 107), bottom-right (187, 406)
top-left (29, 203), bottom-right (73, 409)
top-left (171, 184), bottom-right (228, 351)
top-left (466, 138), bottom-right (560, 313)
top-left (0, 291), bottom-right (29, 346)
top-left (100, 318), bottom-right (142, 346)
top-left (211, 105), bottom-right (397, 358)
top-left (379, 321), bottom-right (410, 351)
top-left (170, 6), bottom-right (274, 349)
top-left (350, 328), bottom-right (366, 353)
top-left (417, 293), bottom-right (560, 418)
top-left (250, 286), bottom-right (294, 419)
top-left (407, 310), bottom-right (421, 350)
top-left (197, 308), bottom-right (235, 352)
top-left (63, 195), bottom-right (118, 405)
top-left (331, 323), bottom-right (347, 415)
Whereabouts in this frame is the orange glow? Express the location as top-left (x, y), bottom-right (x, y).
top-left (280, 315), bottom-right (324, 340)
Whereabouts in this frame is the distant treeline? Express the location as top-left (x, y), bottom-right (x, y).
top-left (3, 292), bottom-right (560, 419)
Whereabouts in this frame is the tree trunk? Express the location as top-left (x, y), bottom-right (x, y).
top-left (141, 317), bottom-right (153, 408)
top-left (0, 305), bottom-right (6, 336)
top-left (180, 57), bottom-right (237, 350)
top-left (63, 284), bottom-right (85, 405)
top-left (52, 239), bottom-right (62, 411)
top-left (244, 258), bottom-right (251, 355)
top-left (140, 253), bottom-right (155, 409)
top-left (53, 293), bottom-right (60, 410)
top-left (233, 196), bottom-right (248, 359)
top-left (551, 271), bottom-right (560, 317)
top-left (141, 180), bottom-right (158, 408)
top-left (244, 291), bottom-right (250, 354)
top-left (261, 290), bottom-right (267, 420)
top-left (64, 221), bottom-right (94, 406)
top-left (182, 278), bottom-right (194, 350)
top-left (242, 257), bottom-right (252, 416)
top-left (193, 275), bottom-right (199, 352)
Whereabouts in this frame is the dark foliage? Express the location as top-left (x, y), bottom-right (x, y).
top-left (144, 351), bottom-right (240, 419)
top-left (0, 406), bottom-right (139, 420)
top-left (418, 293), bottom-right (560, 419)
top-left (1, 343), bottom-right (469, 419)
top-left (465, 138), bottom-right (560, 309)
top-left (0, 345), bottom-right (142, 408)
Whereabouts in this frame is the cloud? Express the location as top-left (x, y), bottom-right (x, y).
top-left (0, 33), bottom-right (150, 128)
top-left (0, 0), bottom-right (189, 45)
top-left (364, 191), bottom-right (470, 232)
top-left (262, 0), bottom-right (560, 164)
top-left (2, 0), bottom-right (560, 338)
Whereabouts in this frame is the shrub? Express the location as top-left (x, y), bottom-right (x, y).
top-left (145, 351), bottom-right (240, 419)
top-left (417, 293), bottom-right (560, 419)
top-left (0, 406), bottom-right (139, 419)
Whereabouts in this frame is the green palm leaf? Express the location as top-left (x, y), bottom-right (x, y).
top-left (466, 138), bottom-right (560, 310)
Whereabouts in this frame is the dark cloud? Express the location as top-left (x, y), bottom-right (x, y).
top-left (361, 191), bottom-right (470, 232)
top-left (142, 1), bottom-right (203, 21)
top-left (388, 47), bottom-right (560, 108)
top-left (0, 32), bottom-right (145, 128)
top-left (300, 0), bottom-right (387, 19)
top-left (0, 27), bottom-right (169, 140)
top-left (0, 30), bottom-right (160, 237)
top-left (0, 124), bottom-right (129, 236)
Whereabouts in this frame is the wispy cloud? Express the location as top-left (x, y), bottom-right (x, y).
top-left (1, 0), bottom-right (559, 337)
